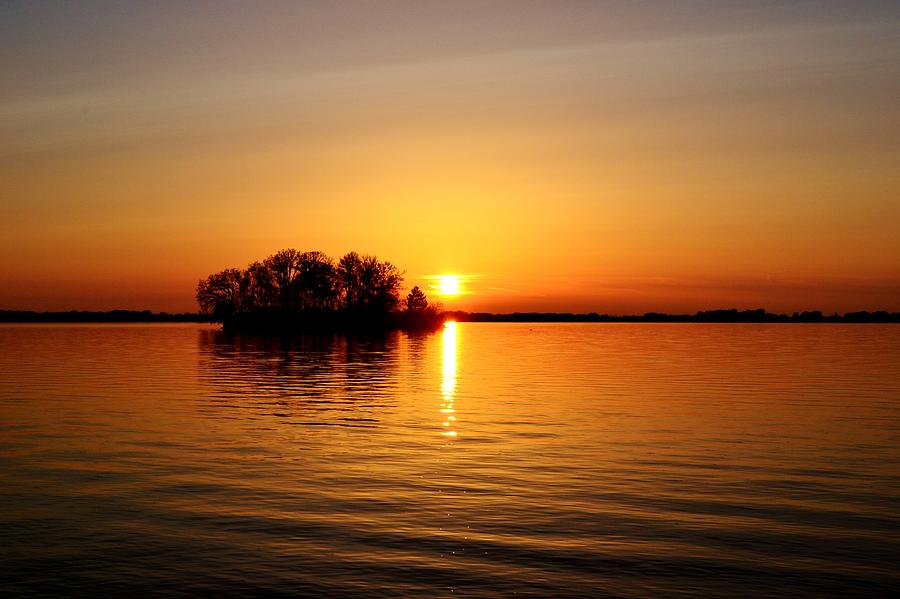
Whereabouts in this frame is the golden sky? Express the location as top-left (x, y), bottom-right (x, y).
top-left (2, 1), bottom-right (899, 313)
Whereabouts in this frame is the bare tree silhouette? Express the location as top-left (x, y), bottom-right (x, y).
top-left (196, 268), bottom-right (244, 320)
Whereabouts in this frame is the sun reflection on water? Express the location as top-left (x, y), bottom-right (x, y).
top-left (440, 321), bottom-right (458, 438)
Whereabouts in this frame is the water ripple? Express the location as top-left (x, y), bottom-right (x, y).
top-left (1, 323), bottom-right (899, 596)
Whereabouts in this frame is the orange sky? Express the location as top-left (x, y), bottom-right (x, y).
top-left (2, 2), bottom-right (899, 313)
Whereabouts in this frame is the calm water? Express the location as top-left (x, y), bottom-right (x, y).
top-left (1, 323), bottom-right (899, 597)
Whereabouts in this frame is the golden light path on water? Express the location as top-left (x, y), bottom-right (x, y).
top-left (440, 321), bottom-right (457, 438)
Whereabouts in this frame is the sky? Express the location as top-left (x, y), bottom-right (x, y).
top-left (2, 1), bottom-right (899, 314)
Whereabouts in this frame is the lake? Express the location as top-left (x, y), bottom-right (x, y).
top-left (1, 323), bottom-right (898, 596)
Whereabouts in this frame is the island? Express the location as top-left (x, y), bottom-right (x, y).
top-left (195, 249), bottom-right (444, 332)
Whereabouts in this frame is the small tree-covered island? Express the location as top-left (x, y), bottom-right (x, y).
top-left (196, 249), bottom-right (444, 333)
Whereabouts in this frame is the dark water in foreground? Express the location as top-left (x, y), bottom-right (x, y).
top-left (1, 323), bottom-right (898, 597)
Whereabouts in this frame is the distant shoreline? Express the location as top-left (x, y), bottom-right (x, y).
top-left (0, 310), bottom-right (211, 323)
top-left (2, 308), bottom-right (898, 324)
top-left (447, 309), bottom-right (900, 323)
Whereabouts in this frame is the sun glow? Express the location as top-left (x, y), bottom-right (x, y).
top-left (437, 275), bottom-right (462, 297)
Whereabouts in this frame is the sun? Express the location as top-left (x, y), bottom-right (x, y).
top-left (437, 274), bottom-right (462, 297)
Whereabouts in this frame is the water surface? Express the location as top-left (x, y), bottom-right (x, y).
top-left (1, 323), bottom-right (898, 596)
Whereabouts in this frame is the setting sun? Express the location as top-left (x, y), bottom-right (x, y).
top-left (437, 275), bottom-right (462, 297)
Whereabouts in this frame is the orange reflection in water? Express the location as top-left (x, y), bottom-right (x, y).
top-left (440, 321), bottom-right (458, 438)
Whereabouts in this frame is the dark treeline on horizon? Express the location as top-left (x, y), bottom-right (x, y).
top-left (195, 248), bottom-right (442, 332)
top-left (447, 309), bottom-right (900, 323)
top-left (2, 308), bottom-right (899, 325)
top-left (0, 310), bottom-right (208, 323)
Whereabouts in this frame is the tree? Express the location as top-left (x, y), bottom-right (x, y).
top-left (337, 252), bottom-right (402, 314)
top-left (196, 268), bottom-right (243, 319)
top-left (264, 248), bottom-right (301, 312)
top-left (297, 251), bottom-right (337, 311)
top-left (358, 255), bottom-right (402, 314)
top-left (406, 286), bottom-right (428, 313)
top-left (245, 261), bottom-right (274, 311)
top-left (337, 252), bottom-right (364, 311)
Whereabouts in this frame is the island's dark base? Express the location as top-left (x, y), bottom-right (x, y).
top-left (220, 312), bottom-right (446, 335)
